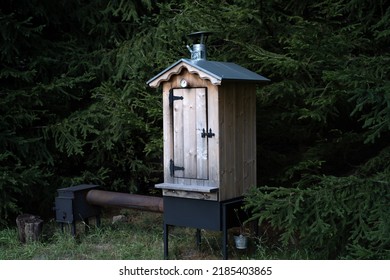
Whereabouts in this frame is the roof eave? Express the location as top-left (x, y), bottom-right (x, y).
top-left (147, 59), bottom-right (222, 88)
top-left (147, 59), bottom-right (270, 88)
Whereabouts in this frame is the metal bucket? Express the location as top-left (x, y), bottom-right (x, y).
top-left (234, 234), bottom-right (248, 249)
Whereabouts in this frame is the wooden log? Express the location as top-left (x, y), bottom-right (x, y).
top-left (16, 214), bottom-right (43, 243)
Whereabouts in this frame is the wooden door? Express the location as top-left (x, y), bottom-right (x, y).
top-left (171, 87), bottom-right (208, 180)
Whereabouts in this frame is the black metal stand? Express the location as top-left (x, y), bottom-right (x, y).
top-left (196, 228), bottom-right (202, 249)
top-left (222, 200), bottom-right (229, 259)
top-left (59, 215), bottom-right (101, 236)
top-left (162, 196), bottom-right (246, 260)
top-left (163, 222), bottom-right (169, 258)
top-left (54, 184), bottom-right (101, 236)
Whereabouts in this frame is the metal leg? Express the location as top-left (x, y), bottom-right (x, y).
top-left (84, 218), bottom-right (90, 233)
top-left (96, 215), bottom-right (101, 227)
top-left (164, 223), bottom-right (169, 259)
top-left (222, 203), bottom-right (228, 260)
top-left (71, 221), bottom-right (76, 236)
top-left (196, 229), bottom-right (201, 249)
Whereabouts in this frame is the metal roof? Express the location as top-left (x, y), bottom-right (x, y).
top-left (147, 58), bottom-right (269, 86)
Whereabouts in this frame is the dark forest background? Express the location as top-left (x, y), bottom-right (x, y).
top-left (1, 0), bottom-right (389, 259)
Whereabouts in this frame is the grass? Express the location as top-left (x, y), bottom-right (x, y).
top-left (0, 209), bottom-right (311, 260)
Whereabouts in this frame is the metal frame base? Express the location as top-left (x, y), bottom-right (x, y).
top-left (163, 196), bottom-right (251, 259)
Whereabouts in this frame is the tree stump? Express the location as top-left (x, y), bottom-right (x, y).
top-left (16, 214), bottom-right (43, 243)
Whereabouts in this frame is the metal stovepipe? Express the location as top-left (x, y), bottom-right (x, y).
top-left (86, 189), bottom-right (164, 213)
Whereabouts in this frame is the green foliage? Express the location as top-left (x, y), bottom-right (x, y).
top-left (0, 0), bottom-right (389, 260)
top-left (0, 3), bottom-right (55, 224)
top-left (0, 0), bottom-right (162, 225)
top-left (245, 147), bottom-right (390, 259)
top-left (243, 0), bottom-right (390, 259)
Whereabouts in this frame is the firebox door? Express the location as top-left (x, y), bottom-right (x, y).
top-left (170, 87), bottom-right (209, 180)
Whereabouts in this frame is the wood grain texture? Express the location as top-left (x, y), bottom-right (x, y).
top-left (158, 68), bottom-right (257, 202)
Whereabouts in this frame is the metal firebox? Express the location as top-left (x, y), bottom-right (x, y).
top-left (163, 196), bottom-right (250, 259)
top-left (54, 184), bottom-right (101, 235)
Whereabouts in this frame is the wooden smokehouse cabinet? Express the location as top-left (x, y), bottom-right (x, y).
top-left (147, 35), bottom-right (269, 203)
top-left (148, 32), bottom-right (269, 259)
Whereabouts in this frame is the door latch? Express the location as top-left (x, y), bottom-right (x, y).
top-left (201, 128), bottom-right (215, 138)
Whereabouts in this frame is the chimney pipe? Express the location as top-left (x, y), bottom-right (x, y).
top-left (186, 31), bottom-right (212, 61)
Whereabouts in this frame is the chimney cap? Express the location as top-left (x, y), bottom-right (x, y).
top-left (188, 31), bottom-right (213, 44)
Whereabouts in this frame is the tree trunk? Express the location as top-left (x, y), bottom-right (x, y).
top-left (16, 214), bottom-right (43, 243)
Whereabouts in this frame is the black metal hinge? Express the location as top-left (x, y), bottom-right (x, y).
top-left (170, 159), bottom-right (184, 177)
top-left (169, 89), bottom-right (183, 106)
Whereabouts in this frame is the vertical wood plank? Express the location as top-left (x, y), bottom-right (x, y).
top-left (234, 84), bottom-right (244, 198)
top-left (221, 83), bottom-right (236, 200)
top-left (162, 83), bottom-right (173, 183)
top-left (242, 84), bottom-right (256, 194)
top-left (196, 88), bottom-right (208, 179)
top-left (225, 84), bottom-right (234, 200)
top-left (253, 85), bottom-right (257, 188)
top-left (218, 86), bottom-right (226, 200)
top-left (182, 88), bottom-right (197, 178)
top-left (207, 85), bottom-right (219, 186)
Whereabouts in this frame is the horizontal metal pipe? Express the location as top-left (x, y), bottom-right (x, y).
top-left (86, 189), bottom-right (164, 213)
